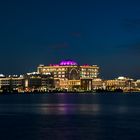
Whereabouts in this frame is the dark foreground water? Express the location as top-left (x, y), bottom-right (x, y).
top-left (0, 93), bottom-right (140, 140)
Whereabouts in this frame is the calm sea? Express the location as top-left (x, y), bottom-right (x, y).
top-left (0, 93), bottom-right (140, 140)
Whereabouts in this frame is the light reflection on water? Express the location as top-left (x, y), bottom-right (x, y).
top-left (0, 103), bottom-right (139, 115)
top-left (0, 104), bottom-right (101, 115)
top-left (39, 104), bottom-right (101, 115)
top-left (0, 93), bottom-right (140, 116)
top-left (0, 93), bottom-right (140, 140)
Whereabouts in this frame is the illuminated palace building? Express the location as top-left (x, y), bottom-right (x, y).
top-left (37, 60), bottom-right (99, 90)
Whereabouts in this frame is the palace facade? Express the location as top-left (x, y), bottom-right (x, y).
top-left (37, 60), bottom-right (99, 90)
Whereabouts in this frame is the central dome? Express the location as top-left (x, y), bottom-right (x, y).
top-left (59, 60), bottom-right (78, 66)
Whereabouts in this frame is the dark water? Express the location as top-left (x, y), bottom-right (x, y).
top-left (0, 93), bottom-right (140, 140)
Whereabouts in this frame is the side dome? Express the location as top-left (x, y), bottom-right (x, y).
top-left (59, 60), bottom-right (78, 66)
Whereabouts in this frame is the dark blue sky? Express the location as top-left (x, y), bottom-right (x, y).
top-left (0, 0), bottom-right (140, 79)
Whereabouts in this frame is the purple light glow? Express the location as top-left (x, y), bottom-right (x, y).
top-left (59, 60), bottom-right (78, 66)
top-left (83, 64), bottom-right (90, 66)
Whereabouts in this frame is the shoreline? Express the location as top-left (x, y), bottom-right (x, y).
top-left (0, 90), bottom-right (140, 94)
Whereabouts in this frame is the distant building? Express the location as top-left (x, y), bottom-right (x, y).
top-left (136, 80), bottom-right (140, 89)
top-left (0, 75), bottom-right (23, 92)
top-left (81, 78), bottom-right (92, 91)
top-left (0, 73), bottom-right (54, 93)
top-left (92, 78), bottom-right (103, 89)
top-left (23, 72), bottom-right (54, 92)
top-left (105, 76), bottom-right (135, 91)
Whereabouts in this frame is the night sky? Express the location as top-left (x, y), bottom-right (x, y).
top-left (0, 0), bottom-right (140, 79)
